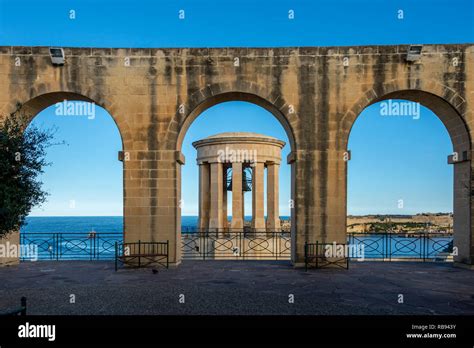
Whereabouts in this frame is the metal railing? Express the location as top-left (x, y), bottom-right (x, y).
top-left (347, 232), bottom-right (453, 261)
top-left (19, 231), bottom-right (453, 263)
top-left (20, 232), bottom-right (122, 261)
top-left (181, 230), bottom-right (291, 260)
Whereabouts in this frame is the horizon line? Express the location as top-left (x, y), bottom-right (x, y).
top-left (27, 212), bottom-right (454, 218)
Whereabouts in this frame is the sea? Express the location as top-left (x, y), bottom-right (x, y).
top-left (18, 216), bottom-right (452, 261)
top-left (21, 216), bottom-right (291, 233)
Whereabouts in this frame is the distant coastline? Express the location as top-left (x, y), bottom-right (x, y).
top-left (347, 213), bottom-right (453, 233)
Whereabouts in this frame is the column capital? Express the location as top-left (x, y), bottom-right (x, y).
top-left (448, 150), bottom-right (470, 164)
top-left (287, 151), bottom-right (297, 164)
top-left (175, 151), bottom-right (185, 165)
top-left (266, 160), bottom-right (280, 166)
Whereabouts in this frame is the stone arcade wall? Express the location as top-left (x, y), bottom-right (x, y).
top-left (0, 232), bottom-right (20, 267)
top-left (0, 44), bottom-right (473, 267)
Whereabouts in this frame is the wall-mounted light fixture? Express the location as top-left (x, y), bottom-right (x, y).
top-left (406, 45), bottom-right (423, 62)
top-left (49, 47), bottom-right (65, 65)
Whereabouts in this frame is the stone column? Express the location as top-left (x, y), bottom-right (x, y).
top-left (242, 190), bottom-right (246, 227)
top-left (452, 158), bottom-right (472, 264)
top-left (0, 231), bottom-right (20, 266)
top-left (266, 162), bottom-right (280, 231)
top-left (209, 162), bottom-right (224, 230)
top-left (125, 150), bottom-right (184, 267)
top-left (294, 149), bottom-right (346, 265)
top-left (222, 166), bottom-right (228, 230)
top-left (242, 176), bottom-right (246, 228)
top-left (231, 162), bottom-right (244, 229)
top-left (252, 162), bottom-right (265, 230)
top-left (198, 163), bottom-right (210, 230)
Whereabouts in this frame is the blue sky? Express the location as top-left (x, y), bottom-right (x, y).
top-left (1, 0), bottom-right (471, 216)
top-left (181, 102), bottom-right (291, 216)
top-left (0, 0), bottom-right (472, 47)
top-left (28, 106), bottom-right (123, 216)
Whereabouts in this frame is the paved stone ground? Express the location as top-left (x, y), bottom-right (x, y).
top-left (0, 261), bottom-right (473, 315)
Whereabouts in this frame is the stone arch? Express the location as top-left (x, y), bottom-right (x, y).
top-left (342, 85), bottom-right (472, 264)
top-left (13, 91), bottom-right (128, 241)
top-left (14, 91), bottom-right (132, 150)
top-left (172, 84), bottom-right (300, 263)
top-left (172, 83), bottom-right (298, 153)
top-left (340, 84), bottom-right (471, 152)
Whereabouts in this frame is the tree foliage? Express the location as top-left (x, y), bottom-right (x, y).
top-left (0, 110), bottom-right (55, 238)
